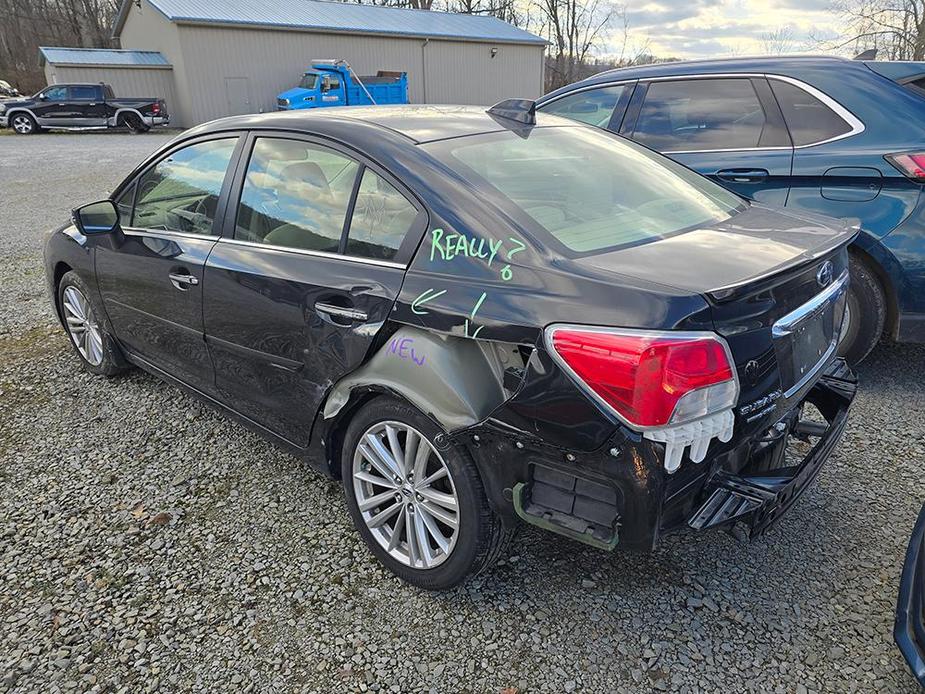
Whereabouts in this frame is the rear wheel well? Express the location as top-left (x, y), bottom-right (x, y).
top-left (849, 246), bottom-right (897, 340)
top-left (322, 389), bottom-right (385, 480)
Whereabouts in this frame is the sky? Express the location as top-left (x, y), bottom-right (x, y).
top-left (607, 0), bottom-right (846, 60)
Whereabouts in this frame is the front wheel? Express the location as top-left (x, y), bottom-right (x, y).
top-left (341, 397), bottom-right (509, 590)
top-left (10, 112), bottom-right (37, 135)
top-left (837, 255), bottom-right (886, 365)
top-left (57, 271), bottom-right (128, 377)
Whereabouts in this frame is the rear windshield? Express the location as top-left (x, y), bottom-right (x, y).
top-left (424, 125), bottom-right (744, 255)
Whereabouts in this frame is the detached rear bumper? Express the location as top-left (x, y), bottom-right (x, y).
top-left (896, 503), bottom-right (925, 687)
top-left (689, 359), bottom-right (856, 537)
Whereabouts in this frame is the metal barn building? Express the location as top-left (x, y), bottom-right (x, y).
top-left (43, 0), bottom-right (546, 128)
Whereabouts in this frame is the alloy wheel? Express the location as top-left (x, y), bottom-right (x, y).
top-left (352, 421), bottom-right (460, 570)
top-left (62, 285), bottom-right (104, 366)
top-left (11, 114), bottom-right (33, 134)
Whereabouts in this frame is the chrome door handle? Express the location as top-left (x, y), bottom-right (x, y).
top-left (314, 302), bottom-right (367, 322)
top-left (169, 272), bottom-right (199, 290)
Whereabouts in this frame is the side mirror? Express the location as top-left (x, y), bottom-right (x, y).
top-left (321, 75), bottom-right (331, 92)
top-left (73, 200), bottom-right (119, 235)
top-left (38, 94), bottom-right (48, 101)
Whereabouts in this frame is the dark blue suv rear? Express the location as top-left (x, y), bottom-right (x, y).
top-left (537, 56), bottom-right (925, 362)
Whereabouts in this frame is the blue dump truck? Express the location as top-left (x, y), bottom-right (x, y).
top-left (277, 60), bottom-right (409, 111)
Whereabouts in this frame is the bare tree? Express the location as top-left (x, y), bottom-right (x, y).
top-left (761, 26), bottom-right (798, 54)
top-left (0, 0), bottom-right (118, 92)
top-left (537, 0), bottom-right (618, 90)
top-left (833, 0), bottom-right (925, 59)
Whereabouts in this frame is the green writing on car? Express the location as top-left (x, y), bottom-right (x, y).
top-left (429, 228), bottom-right (503, 266)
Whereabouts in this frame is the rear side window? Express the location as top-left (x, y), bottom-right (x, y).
top-left (540, 85), bottom-right (629, 129)
top-left (347, 168), bottom-right (419, 261)
top-left (235, 137), bottom-right (360, 253)
top-left (133, 138), bottom-right (237, 234)
top-left (770, 80), bottom-right (852, 146)
top-left (426, 126), bottom-right (744, 255)
top-left (70, 85), bottom-right (100, 101)
top-left (634, 78), bottom-right (768, 152)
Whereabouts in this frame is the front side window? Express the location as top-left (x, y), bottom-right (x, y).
top-left (346, 168), bottom-right (419, 260)
top-left (541, 85), bottom-right (629, 129)
top-left (236, 138), bottom-right (359, 252)
top-left (425, 126), bottom-right (744, 255)
top-left (132, 138), bottom-right (237, 234)
top-left (43, 86), bottom-right (67, 101)
top-left (770, 80), bottom-right (853, 146)
top-left (634, 78), bottom-right (768, 152)
top-left (70, 85), bottom-right (100, 101)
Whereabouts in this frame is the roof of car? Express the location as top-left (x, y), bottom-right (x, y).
top-left (185, 105), bottom-right (573, 144)
top-left (539, 55), bottom-right (875, 100)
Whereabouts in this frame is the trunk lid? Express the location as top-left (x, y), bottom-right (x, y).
top-left (577, 204), bottom-right (856, 423)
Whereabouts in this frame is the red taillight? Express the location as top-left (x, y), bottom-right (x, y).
top-left (886, 152), bottom-right (925, 181)
top-left (547, 327), bottom-right (738, 428)
top-left (152, 102), bottom-right (161, 115)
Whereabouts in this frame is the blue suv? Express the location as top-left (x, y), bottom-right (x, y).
top-left (537, 56), bottom-right (925, 362)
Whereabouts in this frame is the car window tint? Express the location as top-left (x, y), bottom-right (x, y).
top-left (770, 80), bottom-right (852, 146)
top-left (426, 126), bottom-right (744, 255)
top-left (346, 168), bottom-right (418, 261)
top-left (44, 86), bottom-right (67, 101)
top-left (540, 85), bottom-right (628, 128)
top-left (70, 85), bottom-right (99, 100)
top-left (236, 138), bottom-right (359, 253)
top-left (634, 79), bottom-right (767, 152)
top-left (133, 138), bottom-right (237, 234)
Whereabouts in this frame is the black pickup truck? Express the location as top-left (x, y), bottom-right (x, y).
top-left (0, 82), bottom-right (168, 135)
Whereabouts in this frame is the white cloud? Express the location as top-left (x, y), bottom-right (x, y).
top-left (604, 0), bottom-right (846, 59)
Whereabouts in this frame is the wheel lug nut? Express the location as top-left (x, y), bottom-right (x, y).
top-left (416, 493), bottom-right (424, 502)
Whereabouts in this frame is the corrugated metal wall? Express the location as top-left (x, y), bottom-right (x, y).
top-left (44, 64), bottom-right (179, 117)
top-left (119, 2), bottom-right (195, 126)
top-left (176, 24), bottom-right (544, 126)
top-left (422, 40), bottom-right (545, 104)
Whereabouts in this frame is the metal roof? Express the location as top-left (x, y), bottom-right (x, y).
top-left (39, 47), bottom-right (171, 67)
top-left (114, 0), bottom-right (546, 45)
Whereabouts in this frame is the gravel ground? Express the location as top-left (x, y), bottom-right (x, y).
top-left (1, 132), bottom-right (924, 693)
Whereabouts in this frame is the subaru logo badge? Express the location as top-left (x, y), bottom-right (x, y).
top-left (816, 260), bottom-right (834, 288)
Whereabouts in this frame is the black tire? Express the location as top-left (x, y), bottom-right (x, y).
top-left (9, 111), bottom-right (37, 135)
top-left (57, 271), bottom-right (128, 377)
top-left (123, 113), bottom-right (150, 134)
top-left (341, 396), bottom-right (509, 590)
top-left (837, 254), bottom-right (887, 365)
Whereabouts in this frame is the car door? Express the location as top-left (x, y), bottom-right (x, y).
top-left (68, 85), bottom-right (106, 126)
top-left (32, 85), bottom-right (70, 126)
top-left (202, 132), bottom-right (426, 447)
top-left (96, 134), bottom-right (244, 392)
top-left (623, 77), bottom-right (794, 206)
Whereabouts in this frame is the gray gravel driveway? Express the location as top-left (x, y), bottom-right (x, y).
top-left (1, 132), bottom-right (923, 693)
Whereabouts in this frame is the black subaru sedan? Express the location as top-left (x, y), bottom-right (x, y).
top-left (44, 103), bottom-right (857, 589)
